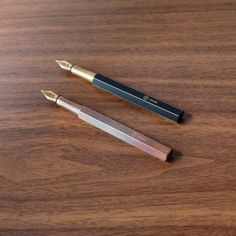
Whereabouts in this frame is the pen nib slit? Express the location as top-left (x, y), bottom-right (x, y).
top-left (41, 90), bottom-right (59, 103)
top-left (55, 60), bottom-right (73, 71)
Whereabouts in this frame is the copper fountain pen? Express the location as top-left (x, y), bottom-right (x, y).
top-left (41, 90), bottom-right (172, 161)
top-left (56, 60), bottom-right (184, 123)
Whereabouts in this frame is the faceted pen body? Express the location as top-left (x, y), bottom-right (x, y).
top-left (41, 90), bottom-right (172, 161)
top-left (78, 106), bottom-right (171, 161)
top-left (93, 74), bottom-right (183, 123)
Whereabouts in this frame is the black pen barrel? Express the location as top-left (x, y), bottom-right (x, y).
top-left (93, 74), bottom-right (184, 123)
top-left (61, 62), bottom-right (185, 123)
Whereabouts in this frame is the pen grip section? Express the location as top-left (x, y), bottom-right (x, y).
top-left (93, 74), bottom-right (183, 122)
top-left (78, 106), bottom-right (171, 161)
top-left (57, 97), bottom-right (81, 115)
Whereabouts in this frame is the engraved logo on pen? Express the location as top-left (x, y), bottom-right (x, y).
top-left (143, 95), bottom-right (158, 104)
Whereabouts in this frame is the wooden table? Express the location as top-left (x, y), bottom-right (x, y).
top-left (0, 1), bottom-right (235, 235)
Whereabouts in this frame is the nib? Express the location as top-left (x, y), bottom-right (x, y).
top-left (55, 60), bottom-right (73, 71)
top-left (41, 90), bottom-right (59, 103)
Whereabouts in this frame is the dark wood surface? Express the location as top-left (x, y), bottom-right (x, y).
top-left (0, 1), bottom-right (235, 235)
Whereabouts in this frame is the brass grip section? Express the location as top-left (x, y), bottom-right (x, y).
top-left (71, 65), bottom-right (96, 83)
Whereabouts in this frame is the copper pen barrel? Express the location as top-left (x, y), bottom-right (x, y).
top-left (57, 96), bottom-right (171, 161)
top-left (78, 106), bottom-right (171, 161)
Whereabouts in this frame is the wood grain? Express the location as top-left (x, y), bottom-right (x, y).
top-left (0, 0), bottom-right (236, 235)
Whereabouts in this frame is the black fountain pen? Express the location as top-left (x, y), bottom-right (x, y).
top-left (56, 60), bottom-right (184, 123)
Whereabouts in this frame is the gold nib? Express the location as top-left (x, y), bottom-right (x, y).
top-left (41, 90), bottom-right (59, 103)
top-left (55, 60), bottom-right (73, 71)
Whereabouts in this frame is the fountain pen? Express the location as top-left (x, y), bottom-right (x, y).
top-left (41, 90), bottom-right (172, 161)
top-left (56, 60), bottom-right (184, 123)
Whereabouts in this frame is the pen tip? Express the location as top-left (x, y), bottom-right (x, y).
top-left (41, 90), bottom-right (59, 103)
top-left (55, 60), bottom-right (73, 71)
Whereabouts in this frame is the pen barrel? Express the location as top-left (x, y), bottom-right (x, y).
top-left (78, 106), bottom-right (171, 161)
top-left (93, 74), bottom-right (184, 123)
